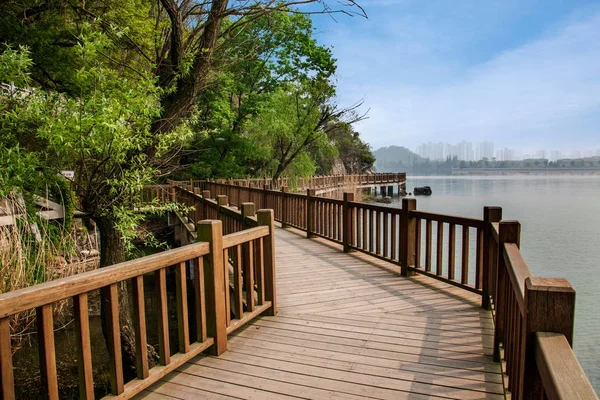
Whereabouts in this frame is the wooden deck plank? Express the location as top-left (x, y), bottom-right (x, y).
top-left (136, 227), bottom-right (501, 400)
top-left (198, 350), bottom-right (504, 399)
top-left (225, 341), bottom-right (504, 392)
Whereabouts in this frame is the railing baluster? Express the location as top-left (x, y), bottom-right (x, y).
top-left (0, 317), bottom-right (14, 400)
top-left (362, 208), bottom-right (368, 250)
top-left (462, 225), bottom-right (469, 284)
top-left (391, 213), bottom-right (397, 261)
top-left (73, 293), bottom-right (95, 399)
top-left (436, 222), bottom-right (444, 276)
top-left (176, 261), bottom-right (191, 353)
top-left (256, 238), bottom-right (265, 305)
top-left (448, 223), bottom-right (456, 280)
top-left (132, 275), bottom-right (149, 379)
top-left (194, 256), bottom-right (207, 342)
top-left (415, 218), bottom-right (421, 268)
top-left (155, 268), bottom-right (170, 365)
top-left (377, 210), bottom-right (383, 254)
top-left (383, 212), bottom-right (389, 258)
top-left (103, 283), bottom-right (124, 394)
top-left (223, 248), bottom-right (231, 327)
top-left (425, 219), bottom-right (432, 272)
top-left (234, 246), bottom-right (244, 319)
top-left (244, 236), bottom-right (255, 313)
top-left (37, 304), bottom-right (59, 399)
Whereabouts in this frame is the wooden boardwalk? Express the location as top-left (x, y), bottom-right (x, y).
top-left (138, 227), bottom-right (504, 400)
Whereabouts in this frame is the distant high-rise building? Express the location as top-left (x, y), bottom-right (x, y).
top-left (496, 148), bottom-right (515, 161)
top-left (478, 141), bottom-right (494, 160)
top-left (596, 149), bottom-right (600, 157)
top-left (416, 140), bottom-right (482, 161)
top-left (571, 151), bottom-right (581, 159)
top-left (416, 142), bottom-right (446, 161)
top-left (535, 150), bottom-right (546, 159)
top-left (549, 150), bottom-right (562, 162)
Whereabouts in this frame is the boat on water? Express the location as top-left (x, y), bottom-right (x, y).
top-left (413, 186), bottom-right (432, 196)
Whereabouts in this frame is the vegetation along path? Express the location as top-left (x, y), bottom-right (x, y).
top-left (138, 227), bottom-right (502, 399)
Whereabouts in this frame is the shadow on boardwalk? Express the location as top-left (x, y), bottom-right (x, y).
top-left (138, 227), bottom-right (503, 399)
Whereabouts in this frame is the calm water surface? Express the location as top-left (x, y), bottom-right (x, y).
top-left (392, 175), bottom-right (600, 390)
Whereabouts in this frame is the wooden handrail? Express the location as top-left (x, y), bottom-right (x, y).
top-left (535, 332), bottom-right (599, 400)
top-left (503, 242), bottom-right (531, 310)
top-left (0, 241), bottom-right (210, 318)
top-left (410, 210), bottom-right (485, 229)
top-left (222, 226), bottom-right (269, 249)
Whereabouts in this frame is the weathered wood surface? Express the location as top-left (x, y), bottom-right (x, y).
top-left (138, 227), bottom-right (503, 399)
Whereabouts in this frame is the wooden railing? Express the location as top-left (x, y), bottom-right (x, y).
top-left (182, 172), bottom-right (406, 193)
top-left (0, 184), bottom-right (276, 400)
top-left (186, 182), bottom-right (485, 293)
top-left (184, 180), bottom-right (598, 399)
top-left (485, 220), bottom-right (598, 400)
top-left (140, 184), bottom-right (174, 205)
top-left (168, 182), bottom-right (277, 335)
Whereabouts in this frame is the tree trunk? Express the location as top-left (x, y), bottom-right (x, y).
top-left (96, 218), bottom-right (138, 382)
top-left (152, 0), bottom-right (229, 135)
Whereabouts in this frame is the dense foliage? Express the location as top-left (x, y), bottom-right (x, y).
top-left (0, 0), bottom-right (374, 265)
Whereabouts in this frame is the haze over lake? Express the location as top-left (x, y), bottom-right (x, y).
top-left (385, 175), bottom-right (600, 390)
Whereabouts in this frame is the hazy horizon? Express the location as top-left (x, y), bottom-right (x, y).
top-left (311, 0), bottom-right (600, 152)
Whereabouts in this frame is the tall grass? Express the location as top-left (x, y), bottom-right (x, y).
top-left (0, 196), bottom-right (98, 352)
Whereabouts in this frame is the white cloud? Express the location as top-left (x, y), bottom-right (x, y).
top-left (321, 5), bottom-right (600, 151)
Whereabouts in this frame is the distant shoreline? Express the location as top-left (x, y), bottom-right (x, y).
top-left (451, 168), bottom-right (600, 175)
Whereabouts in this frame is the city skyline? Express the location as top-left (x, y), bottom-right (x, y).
top-left (414, 140), bottom-right (600, 162)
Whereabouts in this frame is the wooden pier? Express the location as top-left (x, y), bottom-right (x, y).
top-left (1, 176), bottom-right (597, 400)
top-left (139, 227), bottom-right (503, 399)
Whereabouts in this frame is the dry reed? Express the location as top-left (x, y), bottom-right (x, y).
top-left (0, 195), bottom-right (98, 352)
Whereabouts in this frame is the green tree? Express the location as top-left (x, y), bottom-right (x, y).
top-left (184, 11), bottom-right (337, 178)
top-left (249, 78), bottom-right (365, 180)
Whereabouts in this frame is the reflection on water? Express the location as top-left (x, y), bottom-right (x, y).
top-left (386, 175), bottom-right (600, 390)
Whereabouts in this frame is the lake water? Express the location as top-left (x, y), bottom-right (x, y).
top-left (386, 175), bottom-right (600, 391)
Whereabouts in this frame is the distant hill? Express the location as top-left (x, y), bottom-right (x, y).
top-left (373, 146), bottom-right (423, 172)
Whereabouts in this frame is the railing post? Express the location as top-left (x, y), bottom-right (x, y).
top-left (281, 187), bottom-right (289, 228)
top-left (217, 195), bottom-right (228, 207)
top-left (343, 192), bottom-right (354, 253)
top-left (523, 277), bottom-right (576, 399)
top-left (242, 202), bottom-right (256, 227)
top-left (262, 184), bottom-right (270, 210)
top-left (257, 210), bottom-right (277, 316)
top-left (306, 189), bottom-right (316, 238)
top-left (482, 206), bottom-right (502, 309)
top-left (493, 220), bottom-right (521, 362)
top-left (0, 317), bottom-right (15, 400)
top-left (202, 190), bottom-right (210, 219)
top-left (197, 220), bottom-right (227, 355)
top-left (399, 198), bottom-right (417, 277)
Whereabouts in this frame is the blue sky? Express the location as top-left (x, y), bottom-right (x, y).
top-left (311, 0), bottom-right (600, 153)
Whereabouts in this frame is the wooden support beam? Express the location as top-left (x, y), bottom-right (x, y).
top-left (258, 210), bottom-right (276, 316)
top-left (482, 206), bottom-right (502, 309)
top-left (198, 220), bottom-right (227, 355)
top-left (493, 220), bottom-right (520, 362)
top-left (400, 198), bottom-right (417, 277)
top-left (343, 192), bottom-right (354, 253)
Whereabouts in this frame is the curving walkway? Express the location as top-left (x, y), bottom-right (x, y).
top-left (138, 227), bottom-right (503, 399)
